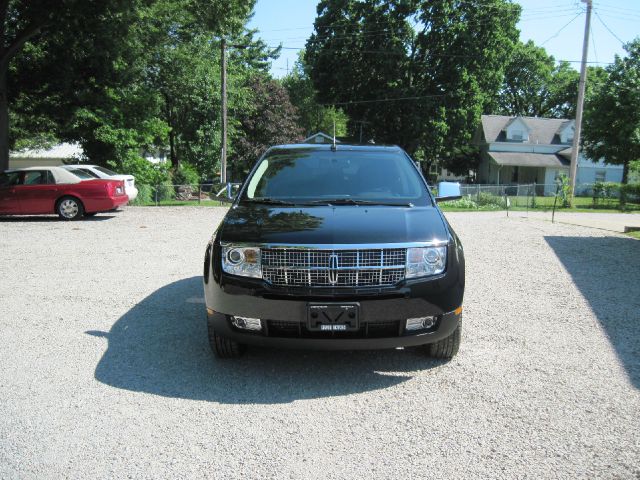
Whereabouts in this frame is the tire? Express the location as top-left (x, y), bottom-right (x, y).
top-left (56, 196), bottom-right (84, 220)
top-left (428, 319), bottom-right (461, 359)
top-left (207, 315), bottom-right (246, 358)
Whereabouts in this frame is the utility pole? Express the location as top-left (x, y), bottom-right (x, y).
top-left (569, 0), bottom-right (592, 200)
top-left (220, 38), bottom-right (228, 184)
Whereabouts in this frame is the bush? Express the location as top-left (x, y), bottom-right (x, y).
top-left (157, 181), bottom-right (175, 201)
top-left (118, 154), bottom-right (171, 186)
top-left (620, 183), bottom-right (640, 208)
top-left (130, 184), bottom-right (153, 205)
top-left (172, 163), bottom-right (200, 187)
top-left (592, 181), bottom-right (620, 204)
top-left (476, 191), bottom-right (505, 208)
top-left (444, 197), bottom-right (479, 209)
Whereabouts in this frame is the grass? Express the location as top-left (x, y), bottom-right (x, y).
top-left (626, 231), bottom-right (640, 240)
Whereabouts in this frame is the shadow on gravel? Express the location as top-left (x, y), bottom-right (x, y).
top-left (545, 236), bottom-right (640, 389)
top-left (0, 215), bottom-right (116, 222)
top-left (88, 276), bottom-right (441, 403)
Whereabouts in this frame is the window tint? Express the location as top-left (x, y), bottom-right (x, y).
top-left (94, 166), bottom-right (117, 176)
top-left (0, 172), bottom-right (21, 187)
top-left (245, 149), bottom-right (430, 205)
top-left (79, 168), bottom-right (100, 178)
top-left (69, 169), bottom-right (95, 180)
top-left (24, 171), bottom-right (46, 185)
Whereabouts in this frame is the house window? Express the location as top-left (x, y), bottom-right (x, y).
top-left (511, 130), bottom-right (523, 141)
top-left (595, 170), bottom-right (606, 183)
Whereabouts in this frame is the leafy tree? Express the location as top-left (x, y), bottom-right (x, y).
top-left (231, 75), bottom-right (304, 178)
top-left (1, 0), bottom-right (147, 171)
top-left (583, 38), bottom-right (640, 184)
top-left (305, 0), bottom-right (520, 172)
top-left (282, 53), bottom-right (349, 137)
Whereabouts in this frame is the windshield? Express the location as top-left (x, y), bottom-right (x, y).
top-left (242, 148), bottom-right (430, 206)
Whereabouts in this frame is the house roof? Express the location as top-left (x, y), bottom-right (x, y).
top-left (302, 132), bottom-right (341, 144)
top-left (488, 152), bottom-right (569, 168)
top-left (480, 115), bottom-right (572, 145)
top-left (10, 142), bottom-right (83, 159)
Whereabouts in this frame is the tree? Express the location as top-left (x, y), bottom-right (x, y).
top-left (583, 38), bottom-right (640, 184)
top-left (305, 0), bottom-right (520, 172)
top-left (2, 0), bottom-right (257, 174)
top-left (1, 0), bottom-right (148, 171)
top-left (231, 75), bottom-right (304, 177)
top-left (281, 53), bottom-right (349, 137)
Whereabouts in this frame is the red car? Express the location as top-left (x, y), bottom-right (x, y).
top-left (0, 166), bottom-right (129, 220)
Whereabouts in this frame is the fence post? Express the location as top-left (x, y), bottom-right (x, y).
top-left (198, 184), bottom-right (202, 205)
top-left (476, 184), bottom-right (480, 202)
top-left (552, 183), bottom-right (560, 223)
top-left (526, 184), bottom-right (530, 215)
top-left (155, 185), bottom-right (158, 206)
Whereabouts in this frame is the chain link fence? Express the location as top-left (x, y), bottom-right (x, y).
top-left (130, 183), bottom-right (241, 206)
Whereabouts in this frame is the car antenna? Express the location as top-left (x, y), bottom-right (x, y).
top-left (331, 120), bottom-right (337, 151)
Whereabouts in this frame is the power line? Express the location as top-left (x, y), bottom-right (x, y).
top-left (594, 11), bottom-right (626, 45)
top-left (319, 94), bottom-right (447, 106)
top-left (541, 13), bottom-right (583, 45)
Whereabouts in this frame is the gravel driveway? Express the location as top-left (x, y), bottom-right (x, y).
top-left (0, 208), bottom-right (638, 479)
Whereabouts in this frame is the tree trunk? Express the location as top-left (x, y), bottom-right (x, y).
top-left (0, 69), bottom-right (8, 172)
top-left (169, 127), bottom-right (179, 170)
top-left (622, 159), bottom-right (629, 184)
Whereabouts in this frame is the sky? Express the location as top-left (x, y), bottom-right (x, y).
top-left (247, 0), bottom-right (640, 78)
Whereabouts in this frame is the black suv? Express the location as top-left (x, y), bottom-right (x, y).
top-left (203, 144), bottom-right (465, 358)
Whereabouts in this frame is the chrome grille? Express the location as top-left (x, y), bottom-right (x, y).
top-left (261, 248), bottom-right (406, 287)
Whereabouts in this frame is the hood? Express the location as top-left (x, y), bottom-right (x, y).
top-left (219, 204), bottom-right (450, 245)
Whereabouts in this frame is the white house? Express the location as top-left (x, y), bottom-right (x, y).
top-left (476, 115), bottom-right (623, 194)
top-left (9, 142), bottom-right (84, 169)
top-left (9, 143), bottom-right (167, 169)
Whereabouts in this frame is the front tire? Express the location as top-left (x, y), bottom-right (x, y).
top-left (56, 196), bottom-right (84, 220)
top-left (207, 315), bottom-right (246, 358)
top-left (428, 319), bottom-right (461, 359)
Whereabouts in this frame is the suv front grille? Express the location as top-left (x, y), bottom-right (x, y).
top-left (261, 248), bottom-right (406, 287)
top-left (266, 320), bottom-right (401, 339)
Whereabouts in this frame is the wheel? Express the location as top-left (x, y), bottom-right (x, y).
top-left (207, 315), bottom-right (246, 358)
top-left (56, 196), bottom-right (84, 220)
top-left (428, 319), bottom-right (461, 359)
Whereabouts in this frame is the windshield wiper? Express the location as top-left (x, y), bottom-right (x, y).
top-left (303, 198), bottom-right (414, 207)
top-left (242, 197), bottom-right (297, 206)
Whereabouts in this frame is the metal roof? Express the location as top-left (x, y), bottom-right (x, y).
top-left (488, 152), bottom-right (569, 168)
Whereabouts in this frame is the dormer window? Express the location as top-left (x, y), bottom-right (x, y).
top-left (511, 130), bottom-right (524, 141)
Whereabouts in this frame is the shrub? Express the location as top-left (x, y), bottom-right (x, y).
top-left (444, 197), bottom-right (479, 209)
top-left (620, 183), bottom-right (640, 208)
top-left (172, 163), bottom-right (200, 187)
top-left (130, 184), bottom-right (153, 205)
top-left (476, 191), bottom-right (505, 208)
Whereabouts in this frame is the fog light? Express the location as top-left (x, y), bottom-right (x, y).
top-left (231, 316), bottom-right (262, 331)
top-left (405, 316), bottom-right (436, 331)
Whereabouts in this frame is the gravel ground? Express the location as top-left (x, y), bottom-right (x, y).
top-left (0, 207), bottom-right (638, 479)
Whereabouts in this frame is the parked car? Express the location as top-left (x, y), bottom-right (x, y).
top-left (0, 167), bottom-right (128, 220)
top-left (203, 144), bottom-right (465, 359)
top-left (60, 164), bottom-right (138, 201)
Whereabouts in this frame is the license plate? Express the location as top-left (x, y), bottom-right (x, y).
top-left (307, 303), bottom-right (359, 332)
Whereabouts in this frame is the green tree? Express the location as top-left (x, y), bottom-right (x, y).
top-left (305, 0), bottom-right (520, 172)
top-left (1, 0), bottom-right (146, 171)
top-left (583, 38), bottom-right (640, 184)
top-left (231, 75), bottom-right (304, 178)
top-left (282, 53), bottom-right (348, 137)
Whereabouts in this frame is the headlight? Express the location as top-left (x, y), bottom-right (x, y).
top-left (406, 246), bottom-right (446, 278)
top-left (221, 246), bottom-right (262, 278)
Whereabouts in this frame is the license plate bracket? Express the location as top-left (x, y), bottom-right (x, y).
top-left (307, 303), bottom-right (359, 331)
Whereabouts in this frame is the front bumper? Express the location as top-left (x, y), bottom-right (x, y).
top-left (207, 309), bottom-right (461, 350)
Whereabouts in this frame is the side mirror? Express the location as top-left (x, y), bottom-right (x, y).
top-left (435, 182), bottom-right (462, 203)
